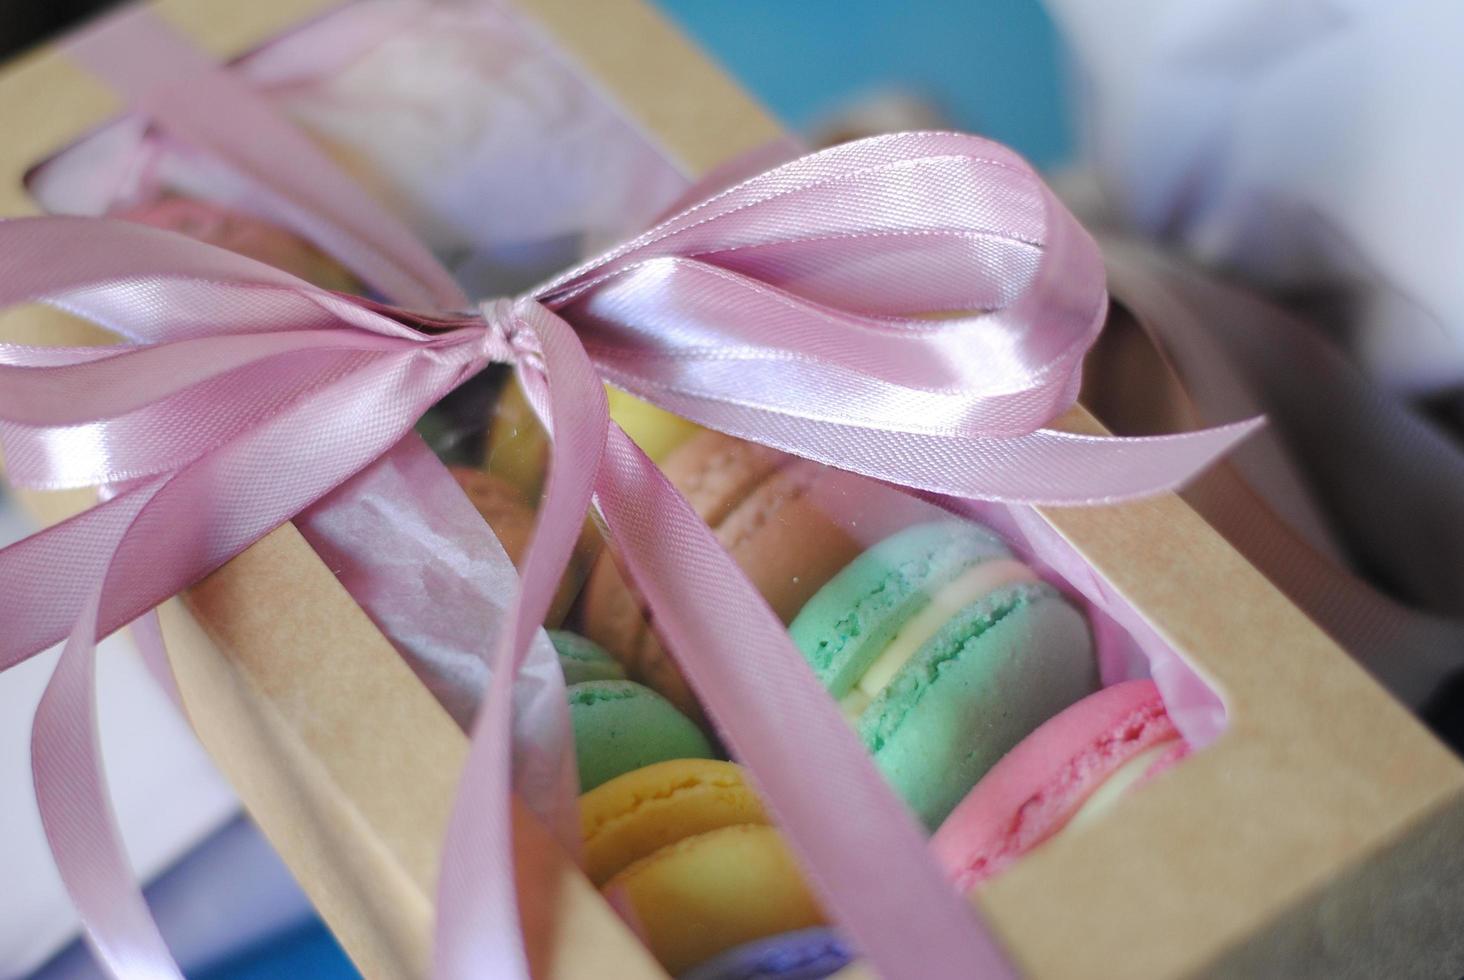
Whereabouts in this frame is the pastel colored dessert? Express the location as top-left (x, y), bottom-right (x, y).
top-left (581, 431), bottom-right (868, 718)
top-left (790, 521), bottom-right (1098, 828)
top-left (548, 629), bottom-right (627, 684)
top-left (580, 760), bottom-right (823, 974)
top-left (562, 657), bottom-right (712, 791)
top-left (932, 679), bottom-right (1186, 892)
top-left (481, 376), bottom-right (552, 501)
top-left (606, 387), bottom-right (704, 462)
top-left (448, 466), bottom-right (580, 626)
top-left (485, 379), bottom-right (702, 500)
top-left (557, 631), bottom-right (710, 791)
top-left (679, 928), bottom-right (853, 980)
top-left (116, 196), bottom-right (360, 292)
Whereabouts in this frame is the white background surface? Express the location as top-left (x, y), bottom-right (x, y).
top-left (1044, 0), bottom-right (1464, 395)
top-left (0, 489), bottom-right (240, 978)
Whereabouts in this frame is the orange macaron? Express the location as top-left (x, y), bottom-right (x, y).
top-left (580, 430), bottom-right (905, 719)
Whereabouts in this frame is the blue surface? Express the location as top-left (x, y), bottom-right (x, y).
top-left (656, 0), bottom-right (1072, 166)
top-left (194, 923), bottom-right (350, 980)
top-left (201, 4), bottom-right (1066, 978)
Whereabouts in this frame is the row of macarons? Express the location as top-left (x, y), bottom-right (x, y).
top-left (477, 384), bottom-right (1193, 976)
top-left (556, 630), bottom-right (1185, 978)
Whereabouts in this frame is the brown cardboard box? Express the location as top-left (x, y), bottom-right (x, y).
top-left (1, 1), bottom-right (1462, 977)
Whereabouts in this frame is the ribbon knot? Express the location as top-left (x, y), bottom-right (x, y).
top-left (474, 294), bottom-right (532, 366)
top-left (476, 296), bottom-right (542, 372)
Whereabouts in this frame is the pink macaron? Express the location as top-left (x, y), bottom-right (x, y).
top-left (931, 679), bottom-right (1186, 892)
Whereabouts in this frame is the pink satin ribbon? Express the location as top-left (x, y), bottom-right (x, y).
top-left (1, 9), bottom-right (1259, 979)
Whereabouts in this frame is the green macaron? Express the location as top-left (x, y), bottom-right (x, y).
top-left (567, 677), bottom-right (714, 792)
top-left (550, 630), bottom-right (628, 685)
top-left (790, 521), bottom-right (1097, 828)
top-left (792, 521), bottom-right (1010, 698)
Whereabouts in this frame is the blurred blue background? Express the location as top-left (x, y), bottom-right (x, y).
top-left (208, 2), bottom-right (1070, 977)
top-left (657, 0), bottom-right (1072, 168)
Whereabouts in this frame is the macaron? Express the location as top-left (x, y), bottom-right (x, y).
top-left (116, 196), bottom-right (361, 292)
top-left (567, 679), bottom-right (713, 793)
top-left (448, 466), bottom-right (581, 626)
top-left (581, 431), bottom-right (868, 718)
top-left (606, 387), bottom-right (704, 463)
top-left (932, 679), bottom-right (1186, 892)
top-left (679, 928), bottom-right (854, 980)
top-left (481, 376), bottom-right (553, 501)
top-left (485, 381), bottom-right (703, 500)
top-left (579, 759), bottom-right (769, 886)
top-left (790, 521), bottom-right (1098, 828)
top-left (579, 760), bottom-right (824, 974)
top-left (549, 629), bottom-right (626, 684)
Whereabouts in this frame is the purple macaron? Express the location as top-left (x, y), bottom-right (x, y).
top-left (679, 928), bottom-right (853, 980)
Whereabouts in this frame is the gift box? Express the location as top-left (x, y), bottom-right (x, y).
top-left (2, 1), bottom-right (1463, 978)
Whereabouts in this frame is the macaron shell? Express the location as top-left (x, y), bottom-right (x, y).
top-left (605, 387), bottom-right (704, 461)
top-left (620, 460), bottom-right (866, 717)
top-left (482, 376), bottom-right (550, 500)
top-left (548, 630), bottom-right (626, 685)
top-left (789, 521), bottom-right (1012, 698)
top-left (679, 927), bottom-right (853, 980)
top-left (605, 824), bottom-right (825, 975)
top-left (579, 759), bottom-right (768, 886)
top-left (449, 467), bottom-right (534, 562)
top-left (584, 439), bottom-right (866, 719)
top-left (568, 681), bottom-right (714, 792)
top-left (860, 583), bottom-right (1097, 828)
top-left (485, 384), bottom-right (701, 502)
top-left (449, 466), bottom-right (581, 626)
top-left (660, 431), bottom-right (792, 529)
top-left (579, 432), bottom-right (789, 693)
top-left (931, 679), bottom-right (1180, 891)
top-left (714, 461), bottom-right (865, 624)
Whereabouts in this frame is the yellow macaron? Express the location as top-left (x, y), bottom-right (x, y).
top-left (580, 759), bottom-right (768, 885)
top-left (579, 759), bottom-right (825, 974)
top-left (604, 387), bottom-right (703, 462)
top-left (485, 380), bottom-right (702, 500)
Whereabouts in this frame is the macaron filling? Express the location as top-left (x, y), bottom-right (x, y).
top-left (857, 581), bottom-right (1070, 756)
top-left (791, 521), bottom-right (1012, 698)
top-left (839, 559), bottom-right (1038, 720)
top-left (579, 759), bottom-right (768, 886)
top-left (1063, 740), bottom-right (1177, 835)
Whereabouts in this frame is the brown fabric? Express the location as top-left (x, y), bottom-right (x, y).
top-left (1085, 236), bottom-right (1464, 709)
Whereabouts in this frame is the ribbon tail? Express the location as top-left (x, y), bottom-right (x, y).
top-left (2, 351), bottom-right (458, 669)
top-left (0, 483), bottom-right (160, 668)
top-left (592, 425), bottom-right (1017, 980)
top-left (131, 609), bottom-right (183, 709)
top-left (434, 304), bottom-right (606, 979)
top-left (33, 585), bottom-right (184, 980)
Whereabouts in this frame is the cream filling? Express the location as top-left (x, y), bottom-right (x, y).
top-left (1061, 742), bottom-right (1174, 837)
top-left (839, 559), bottom-right (1038, 721)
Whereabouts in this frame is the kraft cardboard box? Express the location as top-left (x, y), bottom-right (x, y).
top-left (1, 1), bottom-right (1462, 977)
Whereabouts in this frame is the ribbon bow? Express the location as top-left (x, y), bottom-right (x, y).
top-left (0, 14), bottom-right (1258, 980)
